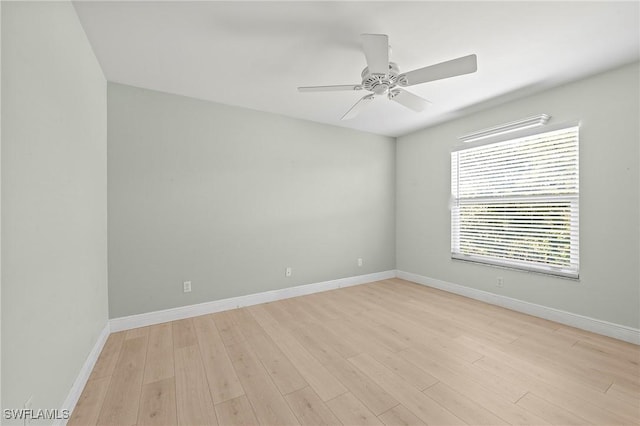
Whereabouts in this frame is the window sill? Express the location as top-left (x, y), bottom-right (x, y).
top-left (451, 255), bottom-right (580, 281)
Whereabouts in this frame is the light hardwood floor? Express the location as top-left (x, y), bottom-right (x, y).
top-left (69, 278), bottom-right (640, 425)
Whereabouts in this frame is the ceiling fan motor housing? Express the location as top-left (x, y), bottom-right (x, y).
top-left (361, 62), bottom-right (406, 95)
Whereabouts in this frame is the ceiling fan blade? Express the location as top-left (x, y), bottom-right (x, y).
top-left (298, 84), bottom-right (363, 92)
top-left (401, 54), bottom-right (477, 86)
top-left (361, 34), bottom-right (389, 75)
top-left (389, 88), bottom-right (431, 112)
top-left (341, 94), bottom-right (376, 120)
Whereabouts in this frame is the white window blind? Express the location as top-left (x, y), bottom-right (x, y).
top-left (451, 125), bottom-right (579, 278)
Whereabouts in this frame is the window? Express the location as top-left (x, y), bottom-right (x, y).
top-left (451, 125), bottom-right (579, 278)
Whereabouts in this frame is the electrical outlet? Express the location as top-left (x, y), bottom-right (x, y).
top-left (285, 267), bottom-right (292, 277)
top-left (183, 281), bottom-right (192, 293)
top-left (357, 258), bottom-right (363, 267)
top-left (497, 277), bottom-right (504, 288)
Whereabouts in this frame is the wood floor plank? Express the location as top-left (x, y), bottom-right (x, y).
top-left (214, 395), bottom-right (259, 426)
top-left (480, 335), bottom-right (640, 416)
top-left (322, 318), bottom-right (397, 357)
top-left (126, 326), bottom-right (150, 340)
top-left (423, 381), bottom-right (508, 425)
top-left (513, 331), bottom-right (639, 386)
top-left (555, 325), bottom-right (640, 354)
top-left (248, 332), bottom-right (308, 395)
top-left (213, 310), bottom-right (247, 346)
top-left (508, 340), bottom-right (623, 391)
top-left (172, 319), bottom-right (198, 349)
top-left (225, 338), bottom-right (300, 425)
top-left (457, 333), bottom-right (613, 393)
top-left (249, 304), bottom-right (347, 402)
top-left (474, 354), bottom-right (639, 424)
top-left (405, 299), bottom-right (519, 345)
top-left (370, 350), bottom-right (438, 391)
top-left (290, 294), bottom-right (338, 323)
top-left (516, 392), bottom-right (592, 425)
top-left (352, 292), bottom-right (465, 341)
top-left (228, 307), bottom-right (266, 338)
top-left (68, 377), bottom-right (111, 426)
top-left (348, 353), bottom-right (465, 425)
top-left (96, 336), bottom-right (148, 426)
top-left (304, 292), bottom-right (346, 320)
top-left (573, 334), bottom-right (640, 363)
top-left (299, 321), bottom-right (361, 359)
top-left (494, 319), bottom-right (574, 348)
top-left (289, 323), bottom-right (345, 366)
top-left (89, 331), bottom-right (125, 381)
top-left (320, 288), bottom-right (370, 316)
top-left (606, 382), bottom-right (640, 407)
top-left (377, 404), bottom-right (426, 426)
top-left (394, 346), bottom-right (551, 425)
top-left (280, 297), bottom-right (320, 325)
top-left (326, 392), bottom-right (383, 426)
top-left (285, 386), bottom-right (342, 426)
top-left (137, 377), bottom-right (177, 426)
top-left (193, 314), bottom-right (244, 404)
top-left (143, 323), bottom-right (174, 384)
top-left (332, 314), bottom-right (408, 352)
top-left (394, 283), bottom-right (543, 344)
top-left (611, 376), bottom-right (640, 398)
top-left (402, 344), bottom-right (527, 403)
top-left (326, 358), bottom-right (398, 416)
top-left (262, 301), bottom-right (301, 329)
top-left (397, 288), bottom-right (515, 336)
top-left (361, 308), bottom-right (483, 364)
top-left (174, 345), bottom-right (218, 425)
top-left (342, 312), bottom-right (409, 353)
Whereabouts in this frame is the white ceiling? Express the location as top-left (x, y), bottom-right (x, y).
top-left (73, 1), bottom-right (640, 137)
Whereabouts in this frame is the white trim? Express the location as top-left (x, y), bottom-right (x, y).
top-left (458, 114), bottom-right (550, 143)
top-left (109, 270), bottom-right (396, 332)
top-left (454, 119), bottom-right (581, 151)
top-left (396, 270), bottom-right (640, 345)
top-left (55, 322), bottom-right (111, 426)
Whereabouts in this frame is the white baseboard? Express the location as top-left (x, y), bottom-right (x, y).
top-left (55, 322), bottom-right (111, 426)
top-left (397, 270), bottom-right (640, 345)
top-left (110, 270), bottom-right (396, 332)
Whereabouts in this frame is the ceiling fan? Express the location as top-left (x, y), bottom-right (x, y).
top-left (298, 34), bottom-right (478, 120)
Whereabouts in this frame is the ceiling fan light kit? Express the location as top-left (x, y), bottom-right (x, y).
top-left (297, 33), bottom-right (478, 120)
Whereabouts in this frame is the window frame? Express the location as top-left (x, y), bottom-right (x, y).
top-left (450, 122), bottom-right (580, 279)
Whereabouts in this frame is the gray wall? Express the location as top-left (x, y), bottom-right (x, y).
top-left (0, 0), bottom-right (3, 410)
top-left (0, 1), bottom-right (3, 409)
top-left (107, 83), bottom-right (396, 318)
top-left (396, 62), bottom-right (640, 328)
top-left (1, 1), bottom-right (108, 420)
